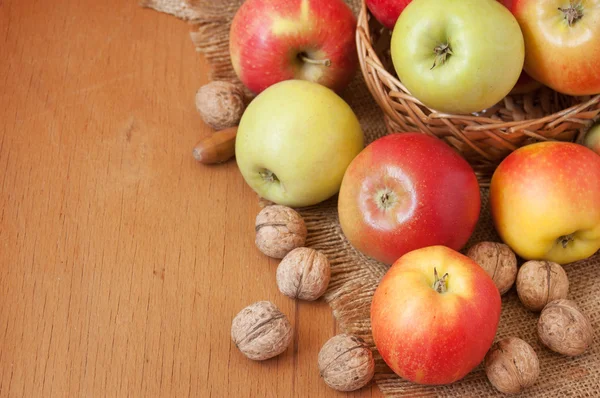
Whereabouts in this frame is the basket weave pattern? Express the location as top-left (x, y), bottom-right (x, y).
top-left (356, 0), bottom-right (600, 183)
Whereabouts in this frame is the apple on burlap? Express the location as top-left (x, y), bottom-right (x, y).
top-left (143, 0), bottom-right (600, 396)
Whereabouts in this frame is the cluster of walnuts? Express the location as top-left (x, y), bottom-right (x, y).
top-left (231, 204), bottom-right (375, 392)
top-left (467, 242), bottom-right (594, 395)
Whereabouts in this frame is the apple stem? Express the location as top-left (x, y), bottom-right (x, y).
top-left (431, 43), bottom-right (453, 70)
top-left (375, 189), bottom-right (397, 211)
top-left (259, 169), bottom-right (279, 183)
top-left (558, 234), bottom-right (575, 249)
top-left (433, 267), bottom-right (449, 294)
top-left (299, 54), bottom-right (331, 67)
top-left (559, 3), bottom-right (584, 26)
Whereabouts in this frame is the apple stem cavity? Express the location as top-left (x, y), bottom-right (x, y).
top-left (559, 3), bottom-right (584, 27)
top-left (433, 267), bottom-right (449, 294)
top-left (558, 233), bottom-right (575, 249)
top-left (375, 189), bottom-right (397, 211)
top-left (431, 43), bottom-right (453, 70)
top-left (259, 169), bottom-right (279, 184)
top-left (298, 53), bottom-right (331, 67)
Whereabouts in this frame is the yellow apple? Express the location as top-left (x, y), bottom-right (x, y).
top-left (490, 142), bottom-right (600, 264)
top-left (235, 80), bottom-right (364, 207)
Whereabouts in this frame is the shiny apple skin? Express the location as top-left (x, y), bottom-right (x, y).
top-left (229, 0), bottom-right (357, 94)
top-left (371, 246), bottom-right (502, 385)
top-left (365, 0), bottom-right (413, 30)
top-left (338, 133), bottom-right (481, 265)
top-left (511, 0), bottom-right (600, 96)
top-left (490, 141), bottom-right (600, 264)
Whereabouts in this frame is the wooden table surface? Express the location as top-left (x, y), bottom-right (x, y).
top-left (0, 0), bottom-right (383, 396)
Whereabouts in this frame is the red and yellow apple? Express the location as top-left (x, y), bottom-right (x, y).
top-left (490, 142), bottom-right (600, 265)
top-left (371, 245), bottom-right (501, 385)
top-left (511, 0), bottom-right (600, 96)
top-left (365, 0), bottom-right (412, 30)
top-left (584, 123), bottom-right (600, 156)
top-left (229, 0), bottom-right (358, 94)
top-left (338, 133), bottom-right (480, 265)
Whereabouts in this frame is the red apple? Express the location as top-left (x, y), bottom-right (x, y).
top-left (368, 0), bottom-right (507, 30)
top-left (229, 0), bottom-right (358, 94)
top-left (584, 123), bottom-right (600, 156)
top-left (490, 141), bottom-right (600, 265)
top-left (509, 70), bottom-right (543, 95)
top-left (338, 133), bottom-right (480, 265)
top-left (365, 0), bottom-right (412, 30)
top-left (511, 0), bottom-right (600, 96)
top-left (371, 245), bottom-right (501, 385)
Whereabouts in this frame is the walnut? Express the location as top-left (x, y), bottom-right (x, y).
top-left (195, 81), bottom-right (246, 130)
top-left (318, 334), bottom-right (374, 392)
top-left (537, 299), bottom-right (593, 356)
top-left (516, 260), bottom-right (569, 311)
top-left (231, 301), bottom-right (293, 361)
top-left (255, 205), bottom-right (307, 258)
top-left (276, 247), bottom-right (330, 301)
top-left (484, 337), bottom-right (540, 394)
top-left (466, 242), bottom-right (517, 295)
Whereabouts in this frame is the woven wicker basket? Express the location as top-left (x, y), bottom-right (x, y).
top-left (355, 0), bottom-right (600, 184)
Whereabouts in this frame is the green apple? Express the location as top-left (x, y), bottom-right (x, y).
top-left (584, 123), bottom-right (600, 156)
top-left (235, 80), bottom-right (364, 207)
top-left (390, 0), bottom-right (525, 114)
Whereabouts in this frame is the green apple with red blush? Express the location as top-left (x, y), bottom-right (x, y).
top-left (337, 133), bottom-right (481, 265)
top-left (229, 0), bottom-right (358, 94)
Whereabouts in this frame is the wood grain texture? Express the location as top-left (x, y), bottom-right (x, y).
top-left (0, 0), bottom-right (383, 396)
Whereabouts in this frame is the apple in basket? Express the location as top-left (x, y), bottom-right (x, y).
top-left (490, 142), bottom-right (600, 265)
top-left (371, 246), bottom-right (501, 385)
top-left (509, 70), bottom-right (543, 95)
top-left (584, 123), bottom-right (600, 156)
top-left (390, 0), bottom-right (525, 114)
top-left (229, 0), bottom-right (358, 94)
top-left (365, 0), bottom-right (413, 30)
top-left (337, 133), bottom-right (480, 266)
top-left (511, 0), bottom-right (600, 96)
top-left (366, 0), bottom-right (514, 31)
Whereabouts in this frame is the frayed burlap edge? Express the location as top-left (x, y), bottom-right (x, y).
top-left (141, 1), bottom-right (600, 396)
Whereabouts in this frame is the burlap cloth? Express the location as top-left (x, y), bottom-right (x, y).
top-left (141, 0), bottom-right (600, 395)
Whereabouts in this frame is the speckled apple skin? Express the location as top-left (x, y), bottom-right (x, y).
top-left (490, 141), bottom-right (600, 264)
top-left (371, 246), bottom-right (501, 385)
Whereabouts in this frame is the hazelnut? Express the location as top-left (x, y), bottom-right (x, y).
top-left (516, 260), bottom-right (569, 311)
top-left (231, 301), bottom-right (293, 361)
top-left (276, 247), bottom-right (331, 301)
top-left (318, 334), bottom-right (374, 392)
top-left (538, 299), bottom-right (593, 356)
top-left (255, 205), bottom-right (307, 258)
top-left (195, 81), bottom-right (246, 130)
top-left (466, 242), bottom-right (517, 295)
top-left (484, 337), bottom-right (540, 394)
